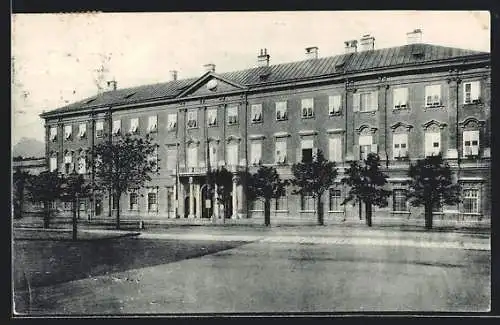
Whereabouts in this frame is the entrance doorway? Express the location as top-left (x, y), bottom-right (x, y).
top-left (201, 186), bottom-right (213, 218)
top-left (95, 199), bottom-right (102, 216)
top-left (224, 195), bottom-right (233, 219)
top-left (184, 196), bottom-right (196, 218)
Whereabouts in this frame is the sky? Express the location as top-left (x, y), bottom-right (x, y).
top-left (11, 11), bottom-right (491, 145)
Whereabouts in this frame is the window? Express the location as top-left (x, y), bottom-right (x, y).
top-left (187, 110), bottom-right (197, 128)
top-left (129, 118), bottom-right (139, 134)
top-left (147, 115), bottom-right (157, 133)
top-left (77, 156), bottom-right (86, 174)
top-left (148, 189), bottom-right (158, 211)
top-left (329, 95), bottom-right (342, 115)
top-left (275, 140), bottom-right (287, 164)
top-left (148, 147), bottom-right (158, 171)
top-left (463, 81), bottom-right (480, 104)
top-left (301, 139), bottom-right (314, 163)
top-left (275, 101), bottom-right (288, 121)
top-left (64, 125), bottom-right (72, 140)
top-left (392, 189), bottom-right (408, 212)
top-left (393, 87), bottom-right (409, 109)
top-left (166, 147), bottom-right (177, 172)
top-left (78, 123), bottom-right (87, 138)
top-left (250, 199), bottom-right (264, 211)
top-left (329, 136), bottom-right (342, 162)
top-left (129, 192), bottom-right (138, 210)
top-left (359, 135), bottom-right (374, 160)
top-left (432, 201), bottom-right (442, 213)
top-left (425, 85), bottom-right (441, 107)
top-left (64, 152), bottom-right (73, 174)
top-left (425, 131), bottom-right (441, 156)
top-left (207, 109), bottom-right (217, 127)
top-left (166, 187), bottom-right (175, 215)
top-left (49, 156), bottom-right (57, 172)
top-left (300, 193), bottom-right (315, 211)
top-left (301, 98), bottom-right (314, 118)
top-left (274, 189), bottom-right (287, 211)
top-left (187, 146), bottom-right (198, 168)
top-left (226, 143), bottom-right (238, 166)
top-left (227, 106), bottom-right (238, 125)
top-left (329, 189), bottom-right (342, 211)
top-left (251, 104), bottom-right (262, 123)
top-left (393, 133), bottom-right (409, 159)
top-left (250, 142), bottom-right (262, 165)
top-left (462, 189), bottom-right (479, 214)
top-left (353, 91), bottom-right (378, 112)
top-left (463, 130), bottom-right (479, 157)
top-left (208, 142), bottom-right (218, 168)
top-left (167, 113), bottom-right (177, 131)
top-left (95, 121), bottom-right (104, 138)
top-left (50, 127), bottom-right (57, 142)
top-left (112, 119), bottom-right (121, 136)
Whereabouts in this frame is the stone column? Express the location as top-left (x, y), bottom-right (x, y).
top-left (195, 183), bottom-right (201, 218)
top-left (172, 183), bottom-right (177, 218)
top-left (232, 175), bottom-right (238, 219)
top-left (178, 182), bottom-right (185, 218)
top-left (188, 177), bottom-right (195, 218)
top-left (213, 183), bottom-right (219, 219)
top-left (237, 183), bottom-right (244, 218)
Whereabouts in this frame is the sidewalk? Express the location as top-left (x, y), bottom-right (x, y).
top-left (79, 225), bottom-right (491, 251)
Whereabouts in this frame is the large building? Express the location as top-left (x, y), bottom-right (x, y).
top-left (40, 30), bottom-right (490, 226)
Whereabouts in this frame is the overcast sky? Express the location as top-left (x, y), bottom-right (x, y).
top-left (11, 11), bottom-right (490, 145)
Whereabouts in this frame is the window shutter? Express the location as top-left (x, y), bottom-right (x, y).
top-left (296, 148), bottom-right (302, 164)
top-left (353, 93), bottom-right (360, 112)
top-left (353, 145), bottom-right (360, 161)
top-left (371, 144), bottom-right (378, 154)
top-left (371, 90), bottom-right (379, 111)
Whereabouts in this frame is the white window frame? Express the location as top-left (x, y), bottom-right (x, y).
top-left (95, 121), bottom-right (104, 138)
top-left (167, 113), bottom-right (177, 130)
top-left (78, 123), bottom-right (87, 138)
top-left (393, 133), bottom-right (409, 159)
top-left (301, 98), bottom-right (314, 118)
top-left (463, 81), bottom-right (481, 104)
top-left (275, 101), bottom-right (288, 121)
top-left (112, 120), bottom-right (121, 136)
top-left (329, 188), bottom-right (342, 212)
top-left (393, 87), bottom-right (409, 109)
top-left (275, 140), bottom-right (287, 164)
top-left (462, 188), bottom-right (480, 214)
top-left (129, 118), bottom-right (139, 134)
top-left (359, 135), bottom-right (373, 160)
top-left (147, 188), bottom-right (158, 212)
top-left (187, 110), bottom-right (198, 128)
top-left (425, 84), bottom-right (442, 107)
top-left (64, 125), bottom-right (72, 140)
top-left (250, 142), bottom-right (262, 165)
top-left (147, 115), bottom-right (158, 133)
top-left (251, 104), bottom-right (263, 123)
top-left (226, 143), bottom-right (238, 166)
top-left (207, 109), bottom-right (217, 127)
top-left (50, 127), bottom-right (57, 142)
top-left (425, 131), bottom-right (441, 156)
top-left (354, 91), bottom-right (378, 112)
top-left (129, 192), bottom-right (139, 210)
top-left (463, 130), bottom-right (480, 157)
top-left (300, 193), bottom-right (315, 212)
top-left (328, 95), bottom-right (342, 115)
top-left (227, 106), bottom-right (238, 125)
top-left (329, 136), bottom-right (342, 162)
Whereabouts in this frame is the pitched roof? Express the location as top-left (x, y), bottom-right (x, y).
top-left (42, 43), bottom-right (488, 117)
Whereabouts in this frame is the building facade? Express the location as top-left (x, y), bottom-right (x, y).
top-left (40, 31), bottom-right (491, 226)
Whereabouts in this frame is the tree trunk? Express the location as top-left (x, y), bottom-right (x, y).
top-left (424, 203), bottom-right (433, 230)
top-left (18, 185), bottom-right (25, 219)
top-left (317, 195), bottom-right (324, 226)
top-left (358, 199), bottom-right (363, 220)
top-left (116, 192), bottom-right (121, 230)
top-left (108, 188), bottom-right (112, 218)
top-left (365, 201), bottom-right (372, 227)
top-left (43, 201), bottom-right (50, 229)
top-left (72, 199), bottom-right (78, 241)
top-left (264, 198), bottom-right (271, 227)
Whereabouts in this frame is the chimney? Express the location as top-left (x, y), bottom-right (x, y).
top-left (106, 80), bottom-right (117, 91)
top-left (406, 29), bottom-right (423, 44)
top-left (170, 70), bottom-right (178, 81)
top-left (204, 63), bottom-right (216, 73)
top-left (305, 46), bottom-right (319, 60)
top-left (359, 34), bottom-right (375, 51)
top-left (344, 40), bottom-right (358, 54)
top-left (257, 48), bottom-right (270, 67)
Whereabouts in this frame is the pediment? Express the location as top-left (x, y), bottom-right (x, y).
top-left (176, 72), bottom-right (246, 98)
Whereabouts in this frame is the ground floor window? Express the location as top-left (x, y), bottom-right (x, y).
top-left (166, 187), bottom-right (175, 215)
top-left (129, 192), bottom-right (138, 210)
top-left (148, 191), bottom-right (158, 211)
top-left (250, 199), bottom-right (264, 211)
top-left (64, 201), bottom-right (72, 210)
top-left (79, 200), bottom-right (87, 211)
top-left (274, 190), bottom-right (287, 211)
top-left (329, 189), bottom-right (342, 211)
top-left (300, 193), bottom-right (315, 211)
top-left (392, 189), bottom-right (408, 212)
top-left (462, 188), bottom-right (480, 214)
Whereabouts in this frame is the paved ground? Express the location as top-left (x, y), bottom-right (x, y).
top-left (12, 226), bottom-right (491, 314)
